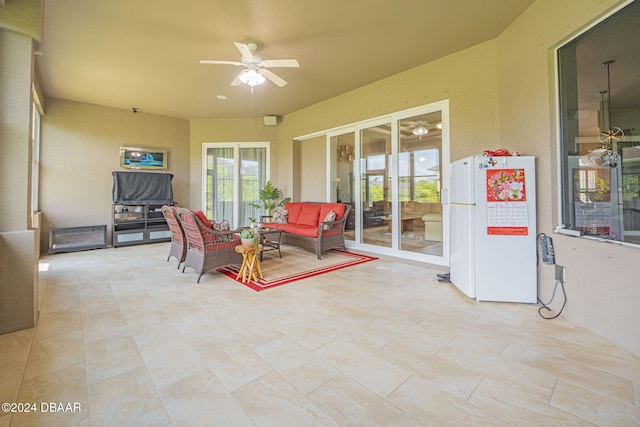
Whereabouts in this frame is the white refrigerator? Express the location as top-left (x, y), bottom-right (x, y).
top-left (449, 155), bottom-right (537, 303)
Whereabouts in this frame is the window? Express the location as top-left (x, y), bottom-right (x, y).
top-left (413, 148), bottom-right (440, 202)
top-left (557, 0), bottom-right (640, 245)
top-left (202, 143), bottom-right (269, 228)
top-left (360, 154), bottom-right (387, 206)
top-left (398, 152), bottom-right (411, 201)
top-left (367, 174), bottom-right (385, 203)
top-left (31, 100), bottom-right (41, 213)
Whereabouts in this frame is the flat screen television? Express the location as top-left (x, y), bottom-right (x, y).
top-left (112, 171), bottom-right (174, 205)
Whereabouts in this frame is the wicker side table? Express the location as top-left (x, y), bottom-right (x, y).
top-left (257, 227), bottom-right (283, 261)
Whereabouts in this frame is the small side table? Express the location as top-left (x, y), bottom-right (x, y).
top-left (235, 245), bottom-right (263, 283)
top-left (257, 227), bottom-right (283, 261)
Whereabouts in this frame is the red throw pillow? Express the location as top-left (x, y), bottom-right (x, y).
top-left (193, 210), bottom-right (212, 228)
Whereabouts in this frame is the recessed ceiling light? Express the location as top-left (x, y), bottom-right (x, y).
top-left (217, 95), bottom-right (227, 100)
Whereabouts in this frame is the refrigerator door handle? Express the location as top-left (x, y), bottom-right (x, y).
top-left (441, 188), bottom-right (449, 205)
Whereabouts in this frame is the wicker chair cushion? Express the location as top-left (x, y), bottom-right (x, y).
top-left (202, 231), bottom-right (228, 246)
top-left (203, 239), bottom-right (238, 252)
top-left (194, 210), bottom-right (212, 228)
top-left (272, 208), bottom-right (288, 224)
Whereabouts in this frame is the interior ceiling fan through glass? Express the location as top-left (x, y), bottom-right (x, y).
top-left (597, 60), bottom-right (624, 149)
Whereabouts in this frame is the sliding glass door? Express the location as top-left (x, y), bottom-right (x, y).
top-left (330, 132), bottom-right (356, 241)
top-left (203, 143), bottom-right (269, 228)
top-left (397, 111), bottom-right (443, 257)
top-left (303, 100), bottom-right (449, 265)
top-left (360, 123), bottom-right (392, 248)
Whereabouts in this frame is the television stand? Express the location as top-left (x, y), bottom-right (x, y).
top-left (112, 204), bottom-right (171, 247)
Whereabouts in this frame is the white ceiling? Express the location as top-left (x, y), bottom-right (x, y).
top-left (37, 0), bottom-right (536, 120)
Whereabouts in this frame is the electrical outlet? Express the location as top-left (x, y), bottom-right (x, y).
top-left (555, 265), bottom-right (565, 282)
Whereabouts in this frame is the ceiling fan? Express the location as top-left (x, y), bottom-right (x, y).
top-left (200, 42), bottom-right (299, 88)
top-left (399, 120), bottom-right (442, 138)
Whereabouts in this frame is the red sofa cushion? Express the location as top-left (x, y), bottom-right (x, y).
top-left (297, 203), bottom-right (321, 227)
top-left (279, 223), bottom-right (299, 234)
top-left (284, 202), bottom-right (304, 223)
top-left (262, 222), bottom-right (297, 233)
top-left (319, 203), bottom-right (346, 222)
top-left (293, 225), bottom-right (319, 237)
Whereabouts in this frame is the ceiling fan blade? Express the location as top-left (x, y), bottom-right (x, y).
top-left (199, 60), bottom-right (243, 66)
top-left (260, 68), bottom-right (287, 87)
top-left (234, 42), bottom-right (254, 59)
top-left (261, 59), bottom-right (299, 68)
top-left (230, 71), bottom-right (243, 86)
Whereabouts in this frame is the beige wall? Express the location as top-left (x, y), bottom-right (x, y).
top-left (0, 27), bottom-right (38, 333)
top-left (40, 99), bottom-right (190, 248)
top-left (0, 29), bottom-right (32, 232)
top-left (497, 0), bottom-right (640, 356)
top-left (298, 136), bottom-right (327, 201)
top-left (277, 40), bottom-right (500, 203)
top-left (188, 118), bottom-right (280, 209)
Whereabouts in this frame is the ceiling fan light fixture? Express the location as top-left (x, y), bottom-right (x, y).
top-left (201, 41), bottom-right (299, 88)
top-left (238, 68), bottom-right (266, 87)
top-left (412, 125), bottom-right (428, 136)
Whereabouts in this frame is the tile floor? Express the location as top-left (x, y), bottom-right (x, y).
top-left (1, 242), bottom-right (639, 426)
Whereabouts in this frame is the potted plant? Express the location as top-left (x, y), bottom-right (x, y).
top-left (239, 228), bottom-right (259, 251)
top-left (249, 181), bottom-right (291, 217)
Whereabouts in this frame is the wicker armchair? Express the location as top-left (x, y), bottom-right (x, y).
top-left (161, 205), bottom-right (186, 269)
top-left (174, 208), bottom-right (242, 283)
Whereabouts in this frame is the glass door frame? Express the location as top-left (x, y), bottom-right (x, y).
top-left (318, 100), bottom-right (450, 265)
top-left (201, 142), bottom-right (271, 229)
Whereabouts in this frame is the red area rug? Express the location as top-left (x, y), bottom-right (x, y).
top-left (217, 247), bottom-right (378, 291)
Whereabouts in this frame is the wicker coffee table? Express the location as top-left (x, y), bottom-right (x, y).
top-left (257, 227), bottom-right (282, 261)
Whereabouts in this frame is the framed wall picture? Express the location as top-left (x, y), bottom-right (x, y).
top-left (120, 147), bottom-right (167, 170)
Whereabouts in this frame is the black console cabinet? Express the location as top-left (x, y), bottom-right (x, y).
top-left (49, 225), bottom-right (108, 254)
top-left (112, 204), bottom-right (171, 247)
